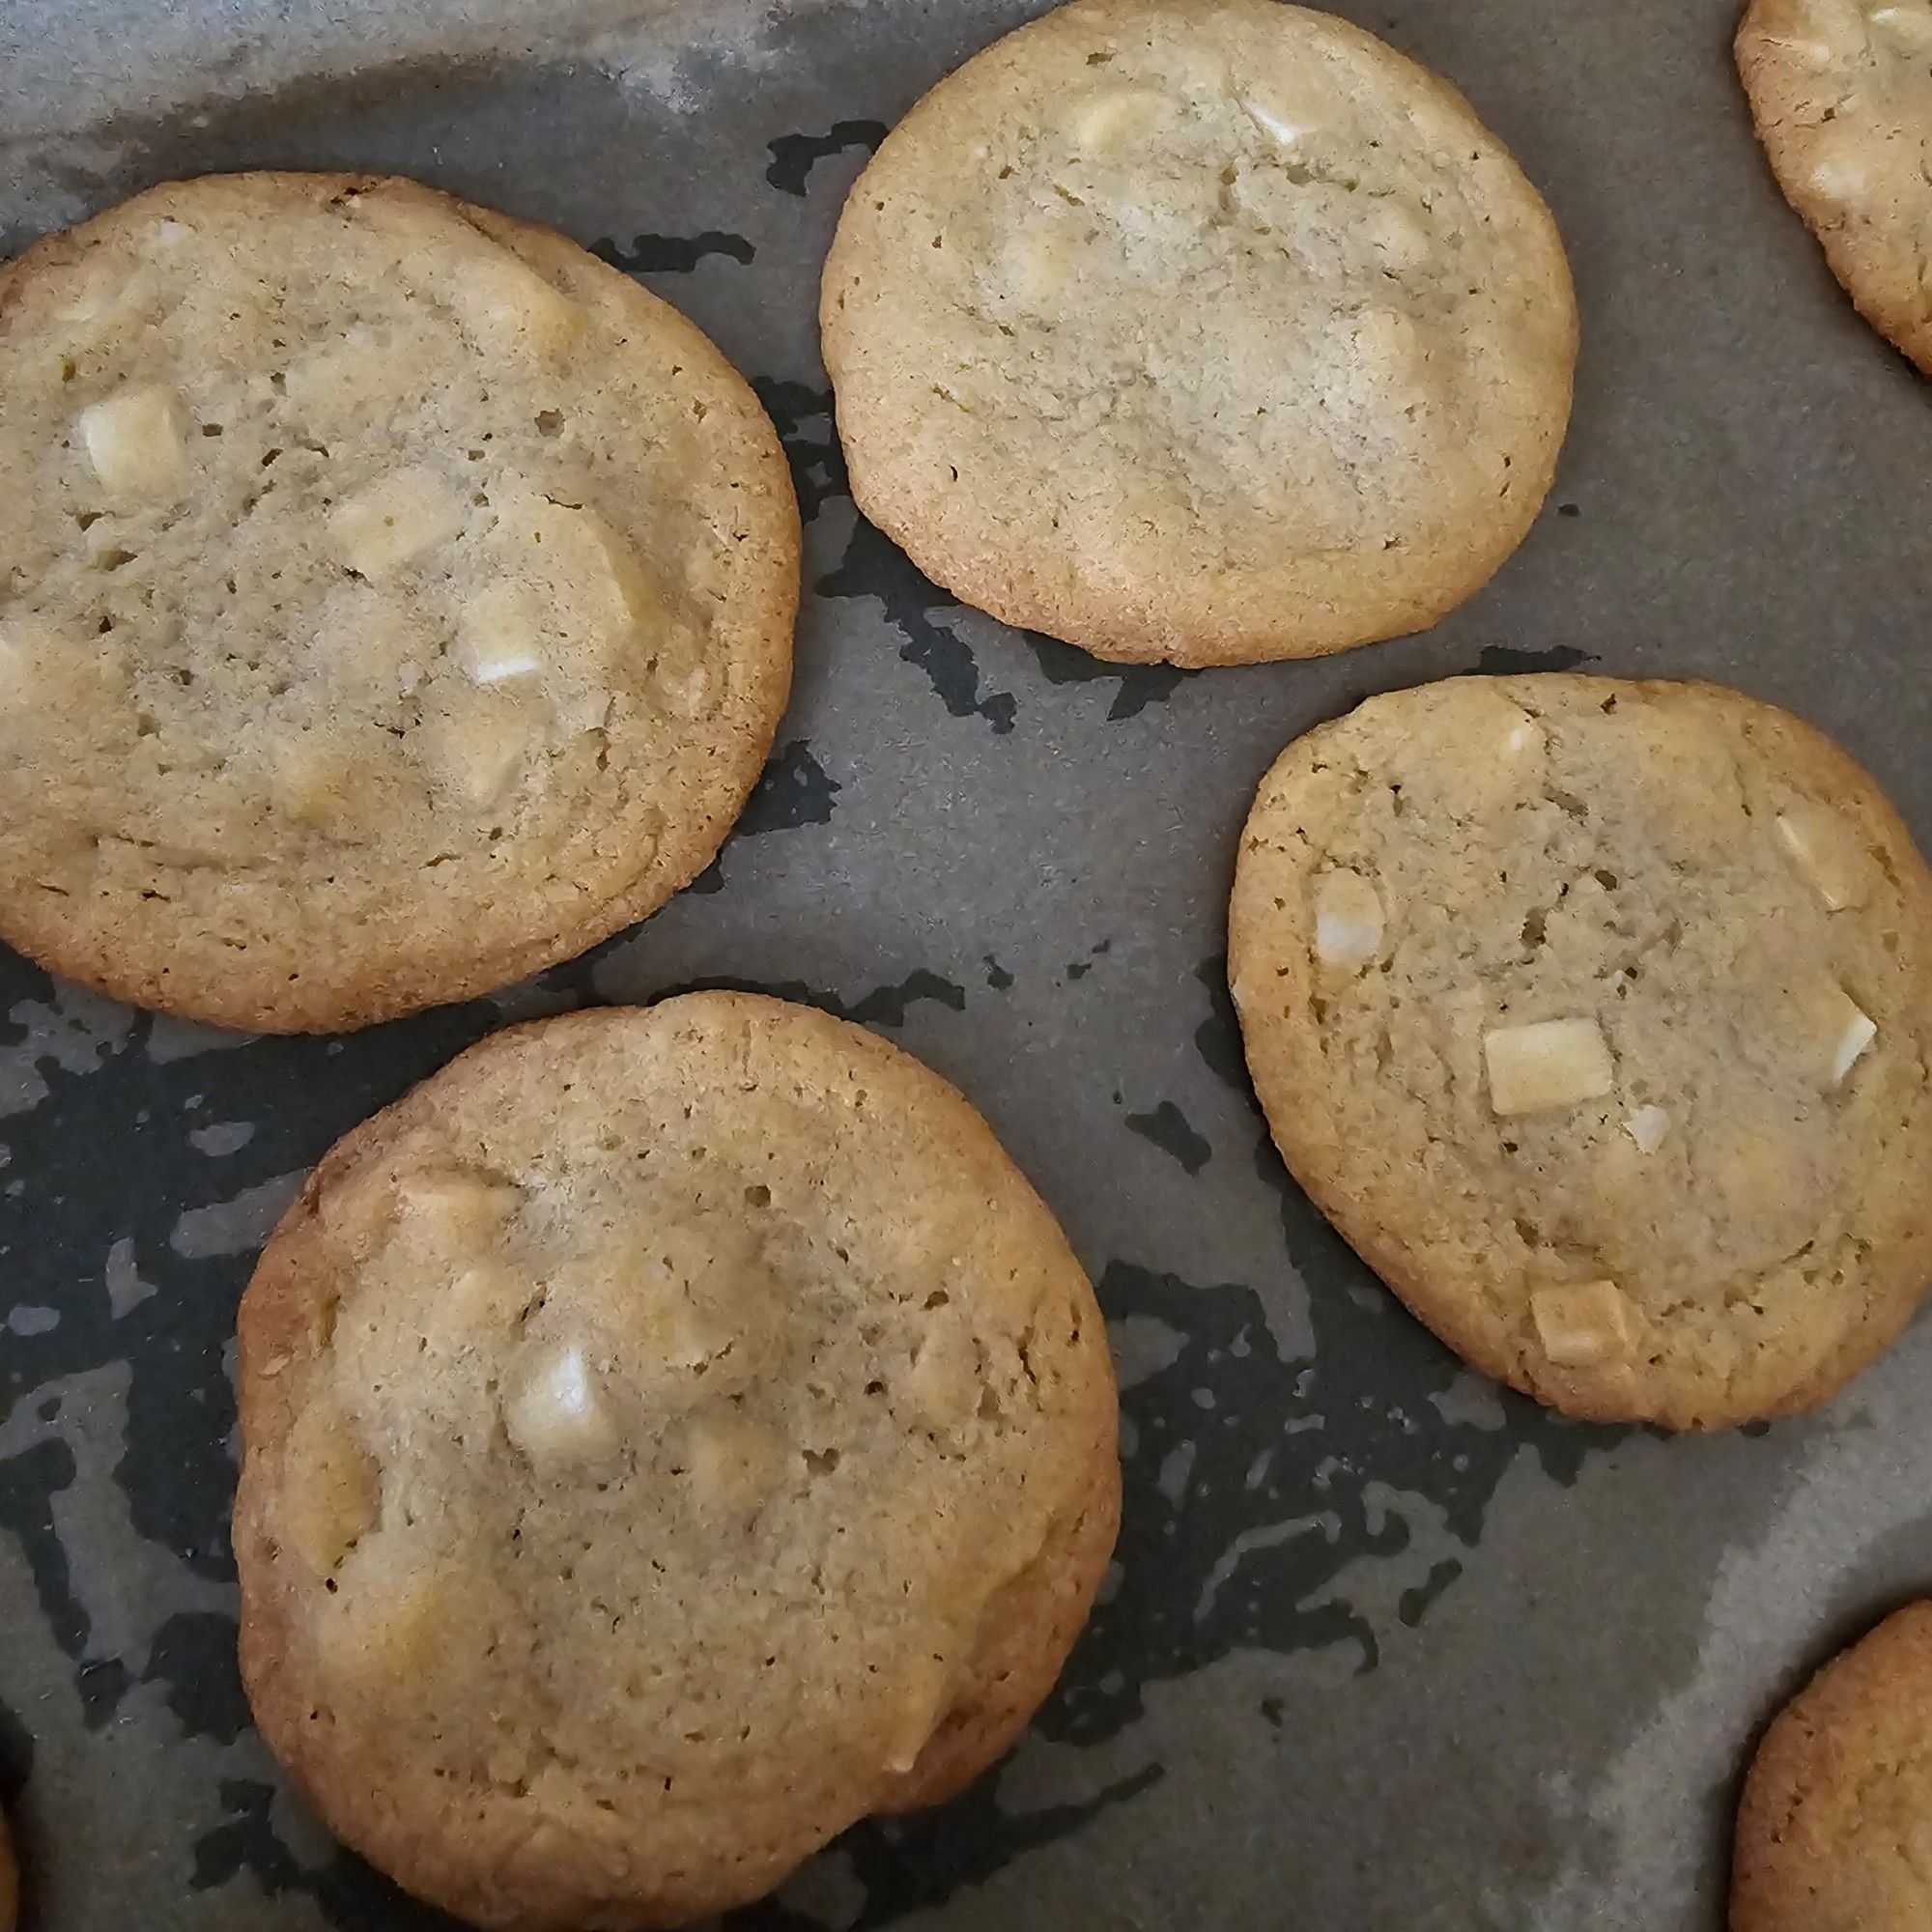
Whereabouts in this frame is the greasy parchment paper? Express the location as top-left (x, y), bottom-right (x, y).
top-left (2, 1), bottom-right (1930, 1926)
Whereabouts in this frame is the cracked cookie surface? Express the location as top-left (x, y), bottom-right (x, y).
top-left (233, 994), bottom-right (1120, 1930)
top-left (1229, 674), bottom-right (1932, 1429)
top-left (820, 0), bottom-right (1577, 667)
top-left (0, 173), bottom-right (798, 1032)
top-left (1733, 1601), bottom-right (1932, 1931)
top-left (1739, 0), bottom-right (1932, 374)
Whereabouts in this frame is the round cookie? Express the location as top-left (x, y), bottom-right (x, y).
top-left (1738, 0), bottom-right (1932, 375)
top-left (1229, 674), bottom-right (1932, 1430)
top-left (233, 994), bottom-right (1120, 1929)
top-left (0, 174), bottom-right (798, 1033)
top-left (820, 0), bottom-right (1577, 668)
top-left (1733, 1602), bottom-right (1932, 1930)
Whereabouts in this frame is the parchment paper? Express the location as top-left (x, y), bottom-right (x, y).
top-left (2, 1), bottom-right (1929, 1924)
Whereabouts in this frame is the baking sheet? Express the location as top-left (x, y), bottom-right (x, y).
top-left (3, 0), bottom-right (1931, 1925)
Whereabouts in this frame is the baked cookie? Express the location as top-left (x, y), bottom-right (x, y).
top-left (234, 994), bottom-right (1119, 1929)
top-left (1739, 0), bottom-right (1932, 374)
top-left (1733, 1602), bottom-right (1932, 1930)
top-left (0, 174), bottom-right (798, 1033)
top-left (1229, 675), bottom-right (1932, 1429)
top-left (820, 0), bottom-right (1577, 668)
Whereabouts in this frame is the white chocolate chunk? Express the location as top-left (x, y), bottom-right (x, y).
top-left (447, 254), bottom-right (582, 355)
top-left (1623, 1104), bottom-right (1670, 1154)
top-left (1772, 36), bottom-right (1840, 71)
top-left (1531, 1280), bottom-right (1632, 1368)
top-left (454, 583), bottom-right (546, 686)
top-left (299, 580), bottom-right (431, 701)
top-left (317, 1563), bottom-right (445, 1687)
top-left (1502, 714), bottom-right (1546, 760)
top-left (1709, 1122), bottom-right (1817, 1236)
top-left (0, 615), bottom-right (78, 711)
top-left (1807, 148), bottom-right (1869, 204)
top-left (60, 263), bottom-right (161, 345)
top-left (1484, 1017), bottom-right (1614, 1116)
top-left (469, 494), bottom-right (659, 731)
top-left (425, 696), bottom-right (532, 808)
top-left (0, 619), bottom-right (30, 699)
top-left (0, 618), bottom-right (125, 740)
top-left (518, 1772), bottom-right (638, 1883)
top-left (681, 1406), bottom-right (784, 1517)
top-left (639, 1218), bottom-right (768, 1374)
top-left (1068, 82), bottom-right (1169, 153)
top-left (444, 1262), bottom-right (526, 1327)
top-left (81, 514), bottom-right (138, 566)
top-left (905, 1317), bottom-right (980, 1431)
top-left (1826, 988), bottom-right (1877, 1088)
top-left (881, 1653), bottom-right (953, 1776)
top-left (666, 1289), bottom-right (735, 1371)
top-left (395, 1169), bottom-right (523, 1244)
top-left (452, 712), bottom-right (528, 806)
top-left (1008, 224), bottom-right (1081, 305)
top-left (1871, 3), bottom-right (1932, 51)
top-left (1236, 85), bottom-right (1317, 150)
top-left (664, 659), bottom-right (713, 721)
top-left (79, 382), bottom-right (188, 499)
top-left (282, 1396), bottom-right (380, 1572)
top-left (328, 468), bottom-right (465, 577)
top-left (1313, 869), bottom-right (1384, 969)
top-left (273, 737), bottom-right (360, 833)
top-left (504, 1345), bottom-right (621, 1473)
top-left (1778, 977), bottom-right (1881, 1090)
top-left (1364, 202), bottom-right (1434, 272)
top-left (1776, 800), bottom-right (1872, 911)
top-left (1788, 0), bottom-right (1876, 55)
top-left (286, 331), bottom-right (419, 419)
top-left (1385, 692), bottom-right (1545, 816)
top-left (527, 503), bottom-right (657, 631)
top-left (1351, 307), bottom-right (1423, 378)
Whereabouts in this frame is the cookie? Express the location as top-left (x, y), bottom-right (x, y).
top-left (1733, 1601), bottom-right (1932, 1930)
top-left (1738, 0), bottom-right (1932, 374)
top-left (1229, 675), bottom-right (1932, 1430)
top-left (0, 174), bottom-right (798, 1033)
top-left (820, 0), bottom-right (1577, 668)
top-left (233, 994), bottom-right (1120, 1929)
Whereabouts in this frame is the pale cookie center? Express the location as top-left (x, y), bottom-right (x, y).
top-left (947, 25), bottom-right (1561, 559)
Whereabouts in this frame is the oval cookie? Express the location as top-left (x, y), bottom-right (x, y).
top-left (1229, 675), bottom-right (1932, 1429)
top-left (0, 174), bottom-right (798, 1032)
top-left (1734, 1602), bottom-right (1932, 1930)
top-left (233, 994), bottom-right (1120, 1928)
top-left (1738, 0), bottom-right (1932, 374)
top-left (821, 0), bottom-right (1577, 667)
